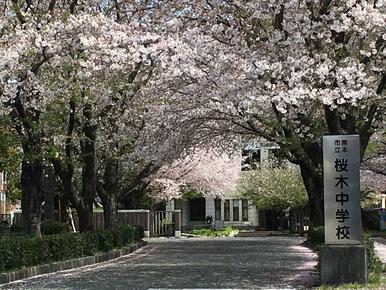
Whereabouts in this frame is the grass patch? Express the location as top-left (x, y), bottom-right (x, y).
top-left (191, 226), bottom-right (239, 237)
top-left (318, 274), bottom-right (386, 289)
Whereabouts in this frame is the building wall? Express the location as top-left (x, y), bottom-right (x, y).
top-left (166, 197), bottom-right (260, 230)
top-left (221, 198), bottom-right (259, 228)
top-left (248, 200), bottom-right (259, 226)
top-left (260, 147), bottom-right (269, 162)
top-left (174, 199), bottom-right (190, 227)
top-left (0, 172), bottom-right (7, 214)
top-left (205, 197), bottom-right (215, 226)
top-left (0, 172), bottom-right (6, 192)
top-left (165, 199), bottom-right (174, 211)
top-left (163, 145), bottom-right (285, 230)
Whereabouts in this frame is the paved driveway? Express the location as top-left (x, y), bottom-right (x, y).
top-left (1, 237), bottom-right (319, 289)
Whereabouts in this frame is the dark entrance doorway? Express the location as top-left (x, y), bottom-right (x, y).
top-left (189, 198), bottom-right (206, 221)
top-left (259, 209), bottom-right (289, 231)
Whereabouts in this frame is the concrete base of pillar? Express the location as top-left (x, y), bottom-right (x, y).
top-left (320, 244), bottom-right (367, 285)
top-left (175, 230), bottom-right (181, 238)
top-left (144, 230), bottom-right (150, 238)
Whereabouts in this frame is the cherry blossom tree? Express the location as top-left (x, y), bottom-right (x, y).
top-left (1, 0), bottom-right (385, 233)
top-left (0, 0), bottom-right (175, 232)
top-left (0, 1), bottom-right (70, 235)
top-left (148, 148), bottom-right (242, 201)
top-left (360, 133), bottom-right (386, 207)
top-left (0, 0), bottom-right (206, 232)
top-left (152, 0), bottom-right (386, 225)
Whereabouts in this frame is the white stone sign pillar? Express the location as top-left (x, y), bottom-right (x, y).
top-left (321, 135), bottom-right (367, 285)
top-left (323, 135), bottom-right (363, 244)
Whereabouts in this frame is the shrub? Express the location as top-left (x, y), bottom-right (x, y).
top-left (93, 228), bottom-right (115, 252)
top-left (134, 226), bottom-right (145, 240)
top-left (363, 233), bottom-right (384, 274)
top-left (9, 223), bottom-right (24, 234)
top-left (41, 220), bottom-right (69, 235)
top-left (0, 225), bottom-right (142, 273)
top-left (307, 225), bottom-right (325, 245)
top-left (362, 211), bottom-right (380, 231)
top-left (191, 226), bottom-right (238, 237)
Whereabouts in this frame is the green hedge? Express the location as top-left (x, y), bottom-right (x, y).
top-left (0, 225), bottom-right (143, 273)
top-left (41, 220), bottom-right (69, 236)
top-left (362, 211), bottom-right (380, 231)
top-left (307, 225), bottom-right (325, 245)
top-left (363, 233), bottom-right (384, 274)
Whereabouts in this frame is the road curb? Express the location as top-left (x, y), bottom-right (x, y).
top-left (0, 240), bottom-right (147, 285)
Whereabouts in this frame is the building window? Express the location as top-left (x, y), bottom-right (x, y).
top-left (215, 199), bottom-right (221, 220)
top-left (224, 200), bottom-right (230, 221)
top-left (242, 199), bottom-right (248, 221)
top-left (233, 200), bottom-right (239, 221)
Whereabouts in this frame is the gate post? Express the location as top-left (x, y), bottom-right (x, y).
top-left (144, 210), bottom-right (150, 238)
top-left (174, 210), bottom-right (181, 238)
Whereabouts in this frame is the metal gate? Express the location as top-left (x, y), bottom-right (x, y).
top-left (151, 211), bottom-right (175, 237)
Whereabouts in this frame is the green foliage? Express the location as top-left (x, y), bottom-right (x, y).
top-left (307, 226), bottom-right (325, 245)
top-left (360, 191), bottom-right (383, 209)
top-left (0, 117), bottom-right (22, 201)
top-left (181, 185), bottom-right (204, 200)
top-left (191, 226), bottom-right (238, 237)
top-left (134, 226), bottom-right (145, 240)
top-left (363, 233), bottom-right (384, 274)
top-left (41, 220), bottom-right (69, 235)
top-left (9, 223), bottom-right (24, 234)
top-left (237, 163), bottom-right (308, 210)
top-left (0, 225), bottom-right (142, 273)
top-left (362, 211), bottom-right (380, 231)
top-left (363, 136), bottom-right (384, 159)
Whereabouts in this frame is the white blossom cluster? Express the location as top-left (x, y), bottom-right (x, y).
top-left (149, 148), bottom-right (242, 201)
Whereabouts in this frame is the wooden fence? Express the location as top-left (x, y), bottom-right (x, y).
top-left (12, 209), bottom-right (182, 238)
top-left (93, 210), bottom-right (150, 236)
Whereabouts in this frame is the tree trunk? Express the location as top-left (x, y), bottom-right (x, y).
top-left (21, 160), bottom-right (43, 237)
top-left (76, 205), bottom-right (93, 232)
top-left (53, 160), bottom-right (95, 233)
top-left (100, 193), bottom-right (118, 230)
top-left (299, 164), bottom-right (324, 226)
top-left (43, 166), bottom-right (56, 220)
top-left (52, 101), bottom-right (97, 233)
top-left (98, 158), bottom-right (119, 229)
top-left (79, 103), bottom-right (97, 232)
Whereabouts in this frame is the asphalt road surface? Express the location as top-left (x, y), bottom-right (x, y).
top-left (1, 237), bottom-right (319, 289)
